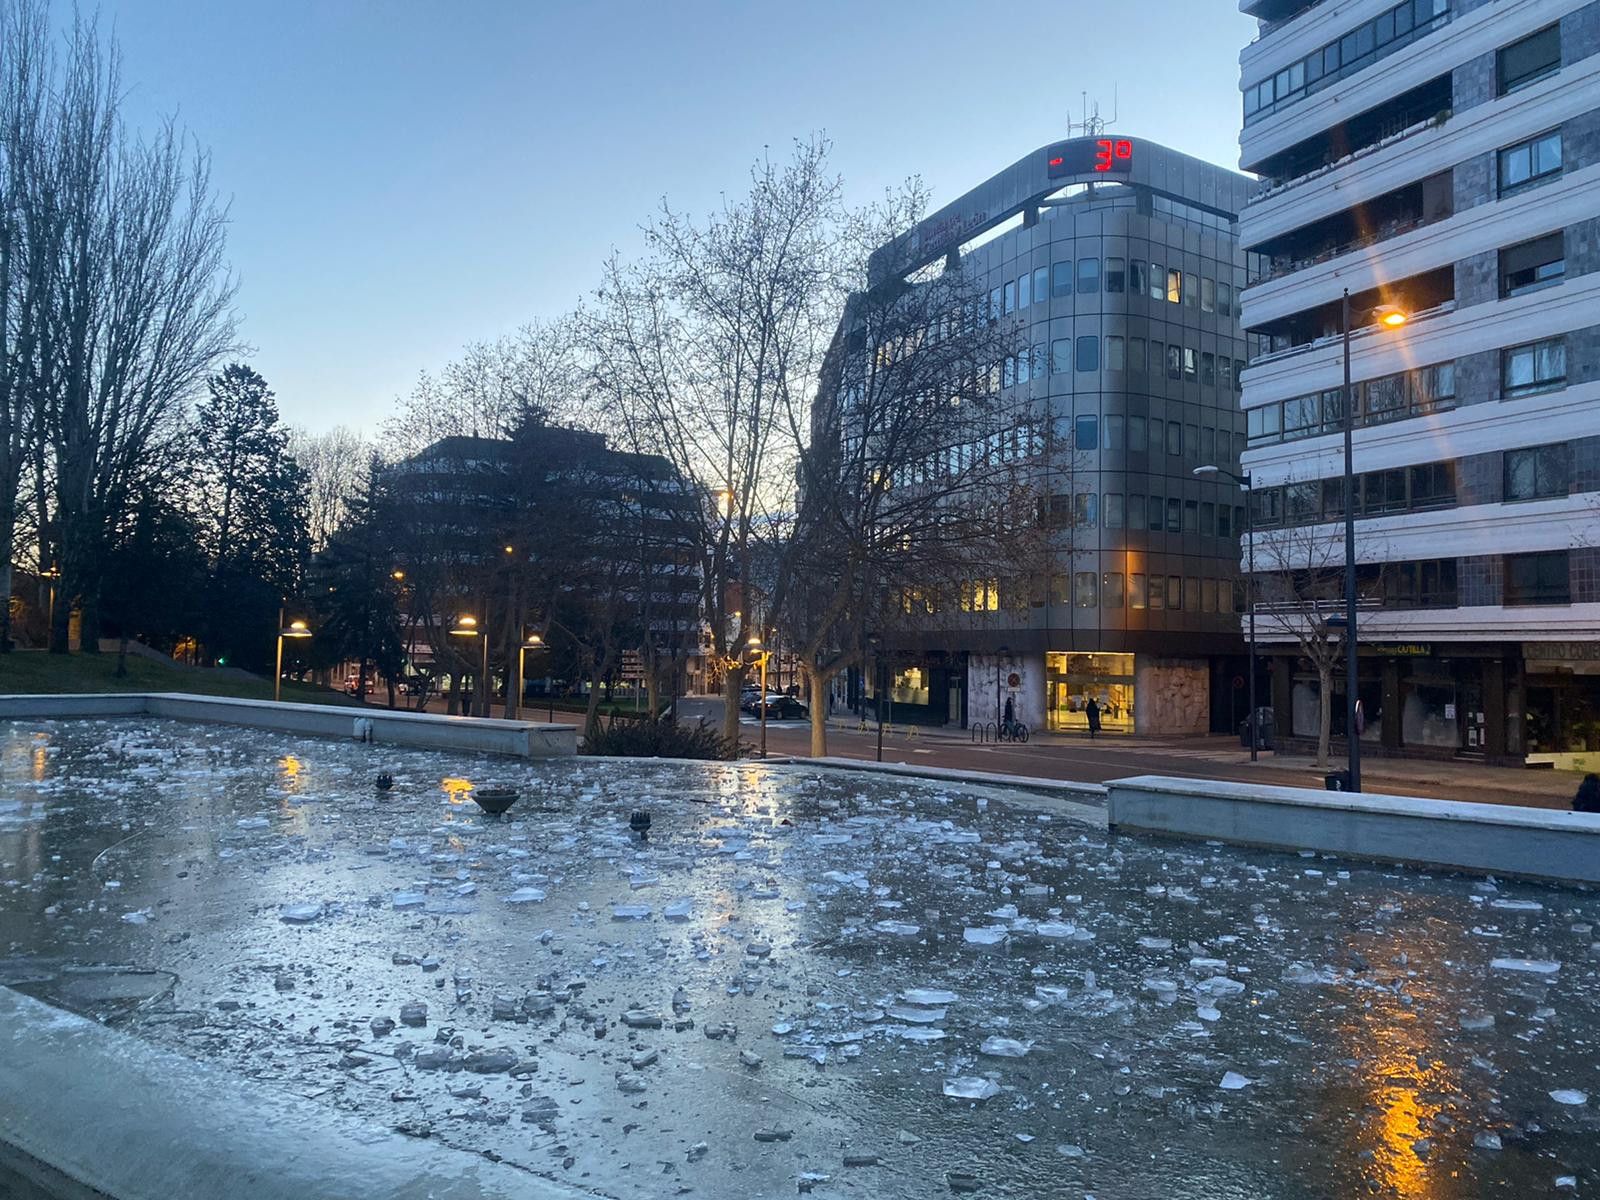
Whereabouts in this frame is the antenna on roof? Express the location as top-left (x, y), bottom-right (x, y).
top-left (1067, 94), bottom-right (1120, 139)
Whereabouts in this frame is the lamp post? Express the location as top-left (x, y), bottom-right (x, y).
top-left (449, 613), bottom-right (490, 718)
top-left (1195, 465), bottom-right (1257, 761)
top-left (747, 632), bottom-right (770, 759)
top-left (274, 609), bottom-right (312, 703)
top-left (519, 632), bottom-right (554, 723)
top-left (1339, 291), bottom-right (1409, 791)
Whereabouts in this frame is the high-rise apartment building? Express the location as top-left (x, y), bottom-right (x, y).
top-left (1237, 0), bottom-right (1600, 763)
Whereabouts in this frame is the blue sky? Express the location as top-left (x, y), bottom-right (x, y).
top-left (93, 1), bottom-right (1257, 432)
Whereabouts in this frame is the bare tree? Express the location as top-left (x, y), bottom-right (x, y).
top-left (34, 12), bottom-right (237, 651)
top-left (584, 136), bottom-right (845, 745)
top-left (289, 424), bottom-right (369, 552)
top-left (1254, 503), bottom-right (1381, 767)
top-left (775, 184), bottom-right (1045, 756)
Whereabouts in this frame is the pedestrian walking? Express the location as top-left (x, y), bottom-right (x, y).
top-left (1575, 773), bottom-right (1600, 813)
top-left (1003, 696), bottom-right (1015, 728)
top-left (1085, 696), bottom-right (1102, 740)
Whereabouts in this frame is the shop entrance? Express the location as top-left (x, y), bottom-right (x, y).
top-left (1046, 652), bottom-right (1134, 734)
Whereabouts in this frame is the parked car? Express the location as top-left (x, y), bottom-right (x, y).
top-left (755, 696), bottom-right (809, 721)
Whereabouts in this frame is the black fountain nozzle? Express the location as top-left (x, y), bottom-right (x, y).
top-left (471, 787), bottom-right (518, 817)
top-left (629, 810), bottom-right (652, 839)
top-left (375, 772), bottom-right (394, 792)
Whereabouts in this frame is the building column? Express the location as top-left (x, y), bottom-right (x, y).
top-left (1271, 655), bottom-right (1293, 740)
top-left (1483, 657), bottom-right (1506, 759)
top-left (1381, 658), bottom-right (1401, 751)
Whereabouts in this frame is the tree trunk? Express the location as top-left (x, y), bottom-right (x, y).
top-left (386, 678), bottom-right (397, 710)
top-left (1316, 664), bottom-right (1333, 769)
top-left (0, 560), bottom-right (11, 652)
top-left (806, 667), bottom-right (834, 759)
top-left (584, 670), bottom-right (605, 743)
top-left (116, 635), bottom-right (129, 678)
top-left (447, 673), bottom-right (461, 716)
top-left (722, 665), bottom-right (744, 748)
top-left (646, 665), bottom-right (660, 721)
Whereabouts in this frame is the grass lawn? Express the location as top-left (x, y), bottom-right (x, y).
top-left (0, 649), bottom-right (360, 707)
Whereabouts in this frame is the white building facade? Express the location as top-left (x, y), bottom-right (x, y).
top-left (1237, 0), bottom-right (1600, 765)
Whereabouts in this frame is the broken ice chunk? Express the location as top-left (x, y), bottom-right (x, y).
top-left (1137, 937), bottom-right (1173, 951)
top-left (503, 887), bottom-right (547, 904)
top-left (610, 904), bottom-right (651, 921)
top-left (392, 891), bottom-right (427, 910)
top-left (978, 1037), bottom-right (1033, 1058)
top-left (901, 989), bottom-right (958, 1005)
top-left (1473, 1132), bottom-right (1502, 1151)
top-left (886, 1004), bottom-right (945, 1024)
top-left (943, 1077), bottom-right (1000, 1101)
top-left (664, 899), bottom-right (693, 921)
top-left (1219, 1071), bottom-right (1254, 1090)
top-left (1459, 1012), bottom-right (1495, 1031)
top-left (1490, 958), bottom-right (1560, 975)
top-left (963, 925), bottom-right (1008, 946)
top-left (1550, 1090), bottom-right (1588, 1106)
top-left (278, 903), bottom-right (323, 924)
top-left (899, 1027), bottom-right (948, 1042)
top-left (873, 920), bottom-right (921, 937)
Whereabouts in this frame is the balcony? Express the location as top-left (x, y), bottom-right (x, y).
top-left (1250, 172), bottom-right (1452, 285)
top-left (1248, 75), bottom-right (1451, 189)
top-left (1248, 266), bottom-right (1454, 359)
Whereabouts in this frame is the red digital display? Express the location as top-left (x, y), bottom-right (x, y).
top-left (1046, 138), bottom-right (1134, 179)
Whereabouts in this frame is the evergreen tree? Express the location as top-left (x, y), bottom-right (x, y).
top-left (310, 456), bottom-right (404, 705)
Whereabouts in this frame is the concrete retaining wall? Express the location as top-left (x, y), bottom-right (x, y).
top-left (1106, 774), bottom-right (1600, 884)
top-left (0, 693), bottom-right (576, 758)
top-left (0, 986), bottom-right (577, 1200)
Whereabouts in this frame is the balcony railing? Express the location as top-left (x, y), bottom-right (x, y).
top-left (1250, 109), bottom-right (1450, 202)
top-left (1253, 212), bottom-right (1431, 286)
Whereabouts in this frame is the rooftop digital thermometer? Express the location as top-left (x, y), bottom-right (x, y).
top-left (1047, 138), bottom-right (1133, 178)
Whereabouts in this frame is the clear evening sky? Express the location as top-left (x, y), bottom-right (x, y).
top-left (90, 1), bottom-right (1256, 433)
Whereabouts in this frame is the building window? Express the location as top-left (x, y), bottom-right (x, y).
top-left (1219, 356), bottom-right (1233, 391)
top-left (1106, 335), bottom-right (1125, 371)
top-left (1129, 336), bottom-right (1146, 372)
top-left (1505, 550), bottom-right (1569, 605)
top-left (1166, 344), bottom-right (1182, 379)
top-left (1130, 573), bottom-right (1148, 609)
top-left (1166, 269), bottom-right (1182, 304)
top-left (1016, 349), bottom-right (1030, 385)
top-left (1074, 572), bottom-right (1098, 608)
top-left (1201, 278), bottom-right (1215, 313)
top-left (1105, 258), bottom-right (1125, 294)
top-left (1183, 273), bottom-right (1198, 308)
top-left (1102, 572), bottom-right (1125, 608)
top-left (1074, 413), bottom-right (1099, 450)
top-left (1148, 492), bottom-right (1166, 531)
top-left (1149, 262), bottom-right (1166, 301)
top-left (1128, 493), bottom-right (1146, 530)
top-left (1500, 232), bottom-right (1564, 298)
top-left (1505, 443), bottom-right (1570, 500)
top-left (1018, 272), bottom-right (1031, 309)
top-left (1182, 347), bottom-right (1197, 381)
top-left (1032, 343), bottom-right (1046, 379)
top-left (1166, 497), bottom-right (1181, 532)
top-left (1128, 415), bottom-right (1148, 452)
top-left (1003, 281), bottom-right (1016, 314)
top-left (1201, 352), bottom-right (1215, 387)
top-left (1104, 414), bottom-right (1125, 450)
top-left (1166, 575), bottom-right (1182, 609)
top-left (1383, 559), bottom-right (1458, 609)
top-left (1201, 501), bottom-right (1215, 535)
top-left (1130, 260), bottom-right (1147, 295)
top-left (1202, 578), bottom-right (1218, 613)
top-left (1003, 356), bottom-right (1015, 389)
top-left (1052, 261), bottom-right (1072, 298)
top-left (1234, 358), bottom-right (1246, 392)
top-left (1218, 282), bottom-right (1233, 317)
top-left (1503, 337), bottom-right (1565, 396)
top-left (988, 287), bottom-right (1001, 321)
top-left (1033, 267), bottom-right (1049, 306)
top-left (1498, 24), bottom-right (1560, 95)
top-left (1183, 500), bottom-right (1199, 533)
top-left (1104, 493), bottom-right (1125, 528)
top-left (1217, 504), bottom-right (1232, 538)
top-left (1148, 574), bottom-right (1165, 610)
top-left (1498, 131), bottom-right (1561, 194)
top-left (1075, 493), bottom-right (1098, 529)
top-left (1051, 338), bottom-right (1072, 374)
top-left (1166, 420), bottom-right (1182, 456)
top-left (1076, 335), bottom-right (1099, 372)
top-left (1077, 258), bottom-right (1100, 294)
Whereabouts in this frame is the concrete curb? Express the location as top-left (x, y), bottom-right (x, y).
top-left (0, 987), bottom-right (581, 1200)
top-left (766, 755), bottom-right (1108, 802)
top-left (1106, 774), bottom-right (1600, 884)
top-left (0, 693), bottom-right (576, 758)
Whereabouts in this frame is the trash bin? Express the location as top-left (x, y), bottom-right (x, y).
top-left (1324, 770), bottom-right (1352, 792)
top-left (1240, 710), bottom-right (1275, 751)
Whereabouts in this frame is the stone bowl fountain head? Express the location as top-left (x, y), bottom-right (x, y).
top-left (472, 787), bottom-right (517, 817)
top-left (629, 810), bottom-right (652, 838)
top-left (375, 772), bottom-right (394, 792)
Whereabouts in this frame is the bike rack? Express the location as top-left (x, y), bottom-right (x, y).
top-left (970, 722), bottom-right (997, 744)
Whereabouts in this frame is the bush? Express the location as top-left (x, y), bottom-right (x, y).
top-left (582, 718), bottom-right (733, 761)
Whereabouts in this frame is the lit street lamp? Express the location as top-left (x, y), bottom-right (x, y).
top-left (449, 612), bottom-right (491, 718)
top-left (1339, 291), bottom-right (1408, 792)
top-left (747, 631), bottom-right (771, 759)
top-left (274, 610), bottom-right (312, 703)
top-left (519, 632), bottom-right (555, 723)
top-left (1195, 465), bottom-right (1257, 761)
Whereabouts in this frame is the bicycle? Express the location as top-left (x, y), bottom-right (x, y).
top-left (997, 718), bottom-right (1029, 743)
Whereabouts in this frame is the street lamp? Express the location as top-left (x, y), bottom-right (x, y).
top-left (747, 631), bottom-right (771, 759)
top-left (1196, 465), bottom-right (1257, 761)
top-left (1340, 290), bottom-right (1409, 792)
top-left (274, 611), bottom-right (312, 703)
top-left (519, 632), bottom-right (555, 723)
top-left (40, 564), bottom-right (60, 640)
top-left (449, 612), bottom-right (490, 718)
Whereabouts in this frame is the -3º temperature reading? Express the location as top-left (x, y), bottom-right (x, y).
top-left (1046, 138), bottom-right (1134, 179)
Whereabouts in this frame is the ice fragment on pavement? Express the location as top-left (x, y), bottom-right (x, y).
top-left (235, 816), bottom-right (270, 829)
top-left (1489, 899), bottom-right (1542, 911)
top-left (1219, 1071), bottom-right (1254, 1090)
top-left (392, 891), bottom-right (427, 910)
top-left (503, 887), bottom-right (546, 904)
top-left (1490, 958), bottom-right (1560, 974)
top-left (610, 904), bottom-right (651, 920)
top-left (899, 1027), bottom-right (948, 1042)
top-left (278, 903), bottom-right (322, 923)
top-left (943, 1076), bottom-right (1001, 1101)
top-left (738, 1049), bottom-right (762, 1067)
top-left (886, 1004), bottom-right (945, 1024)
top-left (979, 1037), bottom-right (1033, 1058)
top-left (1056, 1143), bottom-right (1086, 1159)
top-left (1459, 1012), bottom-right (1495, 1031)
top-left (1550, 1090), bottom-right (1588, 1105)
top-left (1196, 1005), bottom-right (1221, 1022)
top-left (120, 910), bottom-right (151, 924)
top-left (664, 899), bottom-right (692, 921)
top-left (1473, 1132), bottom-right (1502, 1151)
top-left (873, 920), bottom-right (921, 936)
top-left (1138, 937), bottom-right (1173, 950)
top-left (963, 925), bottom-right (1008, 945)
top-left (1557, 1177), bottom-right (1578, 1190)
top-left (399, 1002), bottom-right (427, 1027)
top-left (622, 1010), bottom-right (663, 1029)
top-left (902, 988), bottom-right (959, 1005)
